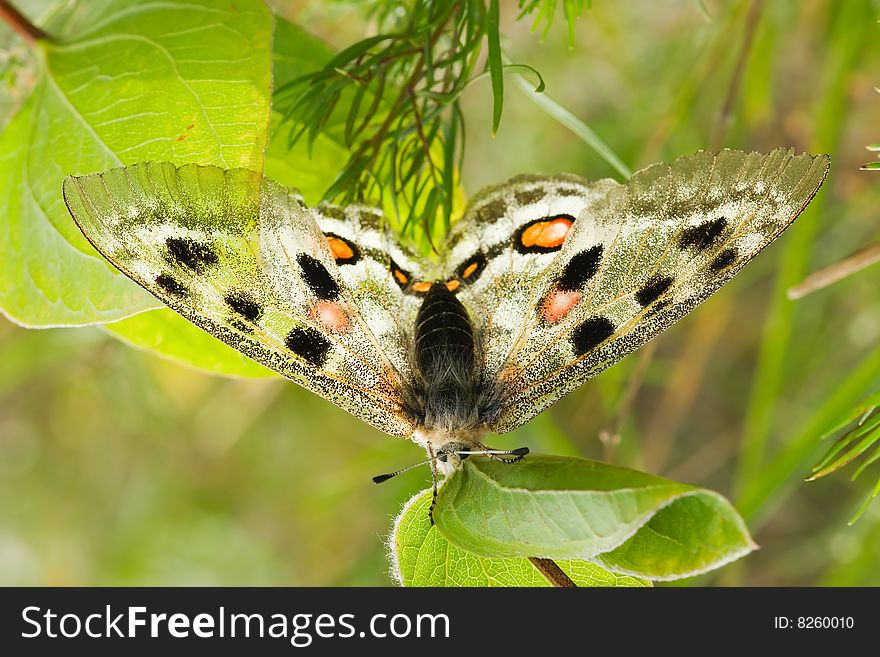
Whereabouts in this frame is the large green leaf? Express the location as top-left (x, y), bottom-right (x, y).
top-left (95, 20), bottom-right (349, 379)
top-left (434, 456), bottom-right (757, 580)
top-left (103, 309), bottom-right (273, 379)
top-left (392, 488), bottom-right (650, 587)
top-left (0, 0), bottom-right (273, 327)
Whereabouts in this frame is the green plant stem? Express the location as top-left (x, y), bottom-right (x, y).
top-left (528, 557), bottom-right (577, 587)
top-left (0, 1), bottom-right (48, 43)
top-left (733, 0), bottom-right (872, 506)
top-left (512, 71), bottom-right (632, 179)
top-left (710, 0), bottom-right (764, 151)
top-left (738, 344), bottom-right (880, 524)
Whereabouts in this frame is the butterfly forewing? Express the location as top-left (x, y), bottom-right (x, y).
top-left (446, 148), bottom-right (829, 434)
top-left (63, 162), bottom-right (417, 436)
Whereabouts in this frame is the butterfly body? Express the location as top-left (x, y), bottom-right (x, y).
top-left (63, 149), bottom-right (829, 477)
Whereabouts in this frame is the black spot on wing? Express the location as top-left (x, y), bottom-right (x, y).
top-left (635, 275), bottom-right (674, 308)
top-left (285, 327), bottom-right (332, 367)
top-left (558, 245), bottom-right (603, 292)
top-left (166, 236), bottom-right (218, 271)
top-left (476, 198), bottom-right (507, 224)
top-left (571, 316), bottom-right (615, 356)
top-left (224, 290), bottom-right (263, 321)
top-left (317, 205), bottom-right (347, 221)
top-left (678, 217), bottom-right (727, 252)
top-left (357, 210), bottom-right (382, 229)
top-left (649, 299), bottom-right (672, 316)
top-left (155, 272), bottom-right (187, 297)
top-left (710, 247), bottom-right (738, 272)
top-left (515, 188), bottom-right (546, 205)
top-left (297, 254), bottom-right (340, 301)
top-left (484, 241), bottom-right (507, 261)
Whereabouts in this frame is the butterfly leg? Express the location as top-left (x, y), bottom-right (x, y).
top-left (475, 442), bottom-right (528, 464)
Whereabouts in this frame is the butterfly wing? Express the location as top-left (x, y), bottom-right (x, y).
top-left (309, 202), bottom-right (429, 383)
top-left (63, 162), bottom-right (422, 437)
top-left (449, 148), bottom-right (830, 434)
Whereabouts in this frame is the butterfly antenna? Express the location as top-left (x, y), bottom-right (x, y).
top-left (371, 458), bottom-right (431, 484)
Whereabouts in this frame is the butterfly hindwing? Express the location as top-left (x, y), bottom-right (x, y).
top-left (447, 148), bottom-right (830, 434)
top-left (444, 173), bottom-right (607, 401)
top-left (63, 162), bottom-right (418, 436)
top-left (310, 202), bottom-right (430, 382)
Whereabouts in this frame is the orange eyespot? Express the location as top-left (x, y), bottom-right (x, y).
top-left (455, 252), bottom-right (488, 284)
top-left (327, 236), bottom-right (354, 261)
top-left (445, 279), bottom-right (460, 292)
top-left (393, 268), bottom-right (409, 285)
top-left (324, 233), bottom-right (360, 265)
top-left (462, 262), bottom-right (479, 279)
top-left (519, 216), bottom-right (574, 250)
top-left (412, 281), bottom-right (433, 294)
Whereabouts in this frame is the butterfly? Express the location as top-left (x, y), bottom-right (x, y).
top-left (64, 148), bottom-right (829, 518)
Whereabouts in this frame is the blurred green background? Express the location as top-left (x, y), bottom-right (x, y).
top-left (2, 0), bottom-right (880, 585)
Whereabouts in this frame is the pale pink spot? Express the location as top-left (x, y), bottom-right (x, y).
top-left (311, 301), bottom-right (349, 334)
top-left (541, 289), bottom-right (582, 324)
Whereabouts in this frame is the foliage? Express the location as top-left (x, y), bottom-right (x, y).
top-left (809, 392), bottom-right (880, 523)
top-left (861, 144), bottom-right (880, 171)
top-left (272, 0), bottom-right (592, 246)
top-left (0, 0), bottom-right (276, 377)
top-left (392, 485), bottom-right (650, 586)
top-left (0, 0), bottom-right (879, 587)
top-left (430, 456), bottom-right (755, 580)
top-left (274, 0), bottom-right (556, 246)
top-left (860, 88), bottom-right (880, 170)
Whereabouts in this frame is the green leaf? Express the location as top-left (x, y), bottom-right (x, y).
top-left (0, 0), bottom-right (273, 327)
top-left (272, 20), bottom-right (336, 90)
top-left (510, 69), bottom-right (632, 179)
top-left (392, 488), bottom-right (650, 587)
top-left (487, 0), bottom-right (504, 134)
top-left (809, 391), bottom-right (880, 523)
top-left (434, 456), bottom-right (756, 580)
top-left (103, 309), bottom-right (275, 379)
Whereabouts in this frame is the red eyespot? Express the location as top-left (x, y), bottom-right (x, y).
top-left (310, 301), bottom-right (349, 334)
top-left (541, 289), bottom-right (582, 324)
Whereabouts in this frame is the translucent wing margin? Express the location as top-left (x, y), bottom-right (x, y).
top-left (63, 162), bottom-right (419, 436)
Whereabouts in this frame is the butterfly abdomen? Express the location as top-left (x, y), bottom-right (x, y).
top-left (412, 283), bottom-right (479, 431)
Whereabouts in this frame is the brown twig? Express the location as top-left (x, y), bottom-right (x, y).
top-left (787, 243), bottom-right (880, 300)
top-left (0, 1), bottom-right (48, 44)
top-left (710, 0), bottom-right (765, 151)
top-left (528, 557), bottom-right (577, 588)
